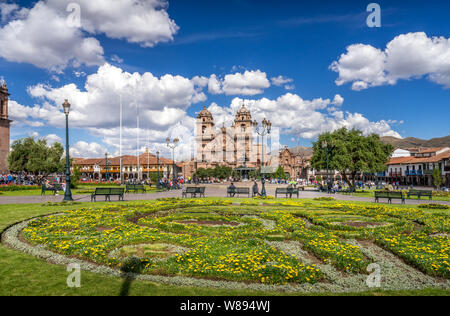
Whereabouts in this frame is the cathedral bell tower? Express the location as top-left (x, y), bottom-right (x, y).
top-left (196, 106), bottom-right (215, 163)
top-left (0, 82), bottom-right (11, 172)
top-left (234, 104), bottom-right (253, 165)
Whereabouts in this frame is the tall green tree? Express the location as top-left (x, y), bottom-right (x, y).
top-left (8, 137), bottom-right (65, 175)
top-left (194, 168), bottom-right (208, 179)
top-left (311, 128), bottom-right (394, 187)
top-left (432, 168), bottom-right (443, 189)
top-left (214, 166), bottom-right (232, 179)
top-left (272, 166), bottom-right (287, 179)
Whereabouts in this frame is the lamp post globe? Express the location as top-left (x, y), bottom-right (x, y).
top-left (321, 140), bottom-right (333, 194)
top-left (254, 118), bottom-right (271, 197)
top-left (62, 99), bottom-right (73, 202)
top-left (156, 151), bottom-right (160, 189)
top-left (105, 152), bottom-right (109, 182)
top-left (166, 138), bottom-right (179, 189)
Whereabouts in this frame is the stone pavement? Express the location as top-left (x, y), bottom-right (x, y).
top-left (0, 184), bottom-right (449, 206)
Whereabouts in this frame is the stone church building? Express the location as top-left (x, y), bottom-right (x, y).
top-left (0, 82), bottom-right (11, 172)
top-left (182, 104), bottom-right (312, 180)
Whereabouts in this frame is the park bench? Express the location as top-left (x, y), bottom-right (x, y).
top-left (91, 188), bottom-right (125, 202)
top-left (341, 187), bottom-right (356, 194)
top-left (275, 187), bottom-right (300, 198)
top-left (227, 187), bottom-right (250, 198)
top-left (125, 184), bottom-right (146, 194)
top-left (182, 187), bottom-right (206, 198)
top-left (407, 190), bottom-right (433, 200)
top-left (374, 191), bottom-right (405, 204)
top-left (318, 185), bottom-right (327, 193)
top-left (41, 183), bottom-right (63, 196)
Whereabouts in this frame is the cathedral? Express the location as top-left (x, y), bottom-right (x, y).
top-left (182, 104), bottom-right (311, 180)
top-left (0, 82), bottom-right (11, 172)
top-left (196, 104), bottom-right (264, 168)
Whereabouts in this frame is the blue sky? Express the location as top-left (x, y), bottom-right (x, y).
top-left (1, 0), bottom-right (449, 158)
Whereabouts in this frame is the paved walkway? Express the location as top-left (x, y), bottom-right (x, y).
top-left (0, 184), bottom-right (449, 206)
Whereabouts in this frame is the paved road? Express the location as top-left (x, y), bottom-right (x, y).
top-left (0, 184), bottom-right (448, 206)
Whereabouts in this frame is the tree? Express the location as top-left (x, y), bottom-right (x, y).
top-left (71, 165), bottom-right (81, 189)
top-left (206, 168), bottom-right (215, 178)
top-left (310, 128), bottom-right (394, 188)
top-left (432, 168), bottom-right (443, 189)
top-left (273, 166), bottom-right (287, 180)
top-left (8, 137), bottom-right (65, 175)
top-left (194, 168), bottom-right (208, 179)
top-left (214, 166), bottom-right (232, 180)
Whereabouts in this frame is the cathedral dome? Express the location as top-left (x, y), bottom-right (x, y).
top-left (237, 104), bottom-right (250, 115)
top-left (197, 106), bottom-right (213, 119)
top-left (235, 103), bottom-right (252, 122)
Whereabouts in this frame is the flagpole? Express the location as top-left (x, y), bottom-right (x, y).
top-left (120, 94), bottom-right (123, 184)
top-left (135, 88), bottom-right (140, 182)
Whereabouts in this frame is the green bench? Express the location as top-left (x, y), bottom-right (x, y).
top-left (41, 184), bottom-right (63, 196)
top-left (182, 187), bottom-right (205, 198)
top-left (275, 187), bottom-right (300, 198)
top-left (340, 187), bottom-right (356, 194)
top-left (91, 188), bottom-right (125, 202)
top-left (407, 190), bottom-right (433, 200)
top-left (125, 184), bottom-right (146, 194)
top-left (227, 187), bottom-right (250, 198)
top-left (374, 191), bottom-right (405, 204)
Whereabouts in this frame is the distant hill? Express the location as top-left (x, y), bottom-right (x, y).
top-left (380, 136), bottom-right (450, 149)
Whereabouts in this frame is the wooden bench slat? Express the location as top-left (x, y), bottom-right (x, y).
top-left (275, 187), bottom-right (299, 198)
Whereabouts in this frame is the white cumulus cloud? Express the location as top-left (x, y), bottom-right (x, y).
top-left (0, 0), bottom-right (178, 71)
top-left (330, 32), bottom-right (450, 90)
top-left (205, 93), bottom-right (401, 140)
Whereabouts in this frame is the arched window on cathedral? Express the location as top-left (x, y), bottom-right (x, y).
top-left (241, 124), bottom-right (246, 132)
top-left (202, 126), bottom-right (206, 134)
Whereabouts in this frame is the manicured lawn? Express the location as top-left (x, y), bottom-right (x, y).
top-left (0, 199), bottom-right (449, 296)
top-left (0, 186), bottom-right (163, 197)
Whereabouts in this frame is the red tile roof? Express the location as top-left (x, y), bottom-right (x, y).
top-left (388, 149), bottom-right (450, 165)
top-left (73, 153), bottom-right (175, 166)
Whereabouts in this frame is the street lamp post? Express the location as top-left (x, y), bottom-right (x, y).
top-left (321, 140), bottom-right (334, 194)
top-left (62, 100), bottom-right (73, 202)
top-left (105, 153), bottom-right (109, 182)
top-left (166, 138), bottom-right (179, 189)
top-left (253, 118), bottom-right (272, 197)
top-left (156, 151), bottom-right (160, 189)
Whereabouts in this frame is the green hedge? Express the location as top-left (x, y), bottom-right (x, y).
top-left (0, 185), bottom-right (40, 192)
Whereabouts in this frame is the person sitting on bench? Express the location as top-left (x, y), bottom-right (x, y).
top-left (287, 183), bottom-right (293, 198)
top-left (228, 183), bottom-right (236, 197)
top-left (253, 181), bottom-right (260, 197)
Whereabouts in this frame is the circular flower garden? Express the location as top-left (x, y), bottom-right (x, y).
top-left (3, 198), bottom-right (450, 293)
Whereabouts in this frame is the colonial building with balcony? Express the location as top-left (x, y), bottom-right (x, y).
top-left (73, 150), bottom-right (180, 182)
top-left (385, 147), bottom-right (450, 186)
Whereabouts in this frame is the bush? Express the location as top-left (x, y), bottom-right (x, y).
top-left (418, 204), bottom-right (450, 210)
top-left (433, 191), bottom-right (450, 197)
top-left (314, 197), bottom-right (335, 201)
top-left (0, 185), bottom-right (40, 192)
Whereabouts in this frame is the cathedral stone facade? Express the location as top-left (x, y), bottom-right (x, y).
top-left (0, 83), bottom-right (11, 172)
top-left (181, 104), bottom-right (311, 180)
top-left (195, 104), bottom-right (263, 168)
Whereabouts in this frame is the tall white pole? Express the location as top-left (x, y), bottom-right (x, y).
top-left (135, 89), bottom-right (140, 182)
top-left (120, 94), bottom-right (123, 184)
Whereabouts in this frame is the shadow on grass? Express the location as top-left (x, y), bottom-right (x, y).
top-left (119, 256), bottom-right (145, 296)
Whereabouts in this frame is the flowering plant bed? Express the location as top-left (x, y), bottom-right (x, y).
top-left (5, 198), bottom-right (449, 292)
